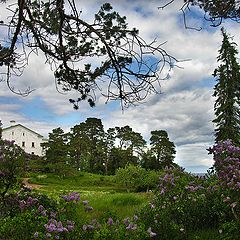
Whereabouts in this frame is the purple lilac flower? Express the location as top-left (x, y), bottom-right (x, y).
top-left (107, 217), bottom-right (113, 226)
top-left (123, 217), bottom-right (130, 225)
top-left (19, 200), bottom-right (26, 211)
top-left (67, 224), bottom-right (74, 231)
top-left (38, 205), bottom-right (44, 212)
top-left (62, 192), bottom-right (80, 203)
top-left (50, 212), bottom-right (57, 218)
top-left (126, 223), bottom-right (137, 230)
top-left (34, 232), bottom-right (39, 238)
top-left (41, 210), bottom-right (47, 217)
top-left (45, 223), bottom-right (57, 232)
top-left (82, 200), bottom-right (88, 206)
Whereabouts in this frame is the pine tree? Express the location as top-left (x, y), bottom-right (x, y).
top-left (213, 28), bottom-right (240, 145)
top-left (149, 130), bottom-right (176, 169)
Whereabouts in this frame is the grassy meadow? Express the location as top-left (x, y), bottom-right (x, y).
top-left (26, 172), bottom-right (153, 220)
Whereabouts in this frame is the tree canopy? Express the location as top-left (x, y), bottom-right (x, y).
top-left (160, 1), bottom-right (240, 28)
top-left (40, 118), bottom-right (176, 174)
top-left (0, 0), bottom-right (176, 108)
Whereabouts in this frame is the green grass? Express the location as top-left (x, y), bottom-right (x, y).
top-left (25, 172), bottom-right (153, 220)
top-left (27, 172), bottom-right (127, 193)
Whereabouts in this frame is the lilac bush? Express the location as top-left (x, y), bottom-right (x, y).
top-left (208, 139), bottom-right (240, 219)
top-left (0, 138), bottom-right (25, 200)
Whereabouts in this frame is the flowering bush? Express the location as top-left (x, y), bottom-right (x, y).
top-left (0, 138), bottom-right (25, 200)
top-left (208, 140), bottom-right (240, 220)
top-left (139, 166), bottom-right (231, 239)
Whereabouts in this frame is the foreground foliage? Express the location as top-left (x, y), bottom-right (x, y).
top-left (1, 140), bottom-right (240, 239)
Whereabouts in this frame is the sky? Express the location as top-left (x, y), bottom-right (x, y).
top-left (0, 0), bottom-right (239, 173)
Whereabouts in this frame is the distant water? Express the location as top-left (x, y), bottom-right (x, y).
top-left (192, 173), bottom-right (206, 177)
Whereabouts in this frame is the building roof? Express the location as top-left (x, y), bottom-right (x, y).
top-left (2, 124), bottom-right (44, 138)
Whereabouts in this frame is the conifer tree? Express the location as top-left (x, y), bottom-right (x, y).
top-left (213, 28), bottom-right (240, 145)
top-left (149, 130), bottom-right (176, 169)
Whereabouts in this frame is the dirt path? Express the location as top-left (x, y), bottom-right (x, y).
top-left (22, 178), bottom-right (42, 190)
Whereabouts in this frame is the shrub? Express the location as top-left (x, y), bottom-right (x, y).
top-left (139, 167), bottom-right (232, 239)
top-left (0, 139), bottom-right (25, 201)
top-left (115, 164), bottom-right (160, 192)
top-left (208, 140), bottom-right (240, 220)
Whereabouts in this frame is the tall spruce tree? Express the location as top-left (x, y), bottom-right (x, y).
top-left (213, 28), bottom-right (240, 145)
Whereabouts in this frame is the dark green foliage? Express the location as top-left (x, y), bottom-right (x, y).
top-left (68, 118), bottom-right (106, 174)
top-left (144, 130), bottom-right (176, 169)
top-left (0, 139), bottom-right (25, 200)
top-left (212, 28), bottom-right (240, 145)
top-left (41, 127), bottom-right (70, 175)
top-left (35, 119), bottom-right (175, 176)
top-left (186, 0), bottom-right (240, 26)
top-left (139, 167), bottom-right (232, 239)
top-left (115, 164), bottom-right (160, 191)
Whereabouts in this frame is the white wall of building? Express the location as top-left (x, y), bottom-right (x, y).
top-left (2, 124), bottom-right (47, 156)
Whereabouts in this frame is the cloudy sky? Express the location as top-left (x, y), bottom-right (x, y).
top-left (0, 0), bottom-right (239, 173)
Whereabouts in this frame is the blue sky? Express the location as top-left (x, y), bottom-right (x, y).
top-left (0, 0), bottom-right (239, 173)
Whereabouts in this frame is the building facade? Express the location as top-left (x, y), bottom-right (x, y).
top-left (2, 121), bottom-right (47, 156)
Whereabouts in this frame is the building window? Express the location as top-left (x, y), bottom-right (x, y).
top-left (23, 132), bottom-right (25, 136)
top-left (31, 152), bottom-right (34, 155)
top-left (22, 141), bottom-right (25, 147)
top-left (12, 131), bottom-right (14, 135)
top-left (32, 142), bottom-right (35, 148)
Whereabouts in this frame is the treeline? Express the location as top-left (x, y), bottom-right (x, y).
top-left (39, 118), bottom-right (177, 175)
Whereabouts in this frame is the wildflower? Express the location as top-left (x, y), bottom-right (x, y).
top-left (180, 228), bottom-right (184, 232)
top-left (87, 225), bottom-right (94, 231)
top-left (82, 225), bottom-right (87, 231)
top-left (107, 217), bottom-right (114, 226)
top-left (133, 215), bottom-right (138, 221)
top-left (82, 200), bottom-right (88, 206)
top-left (34, 232), bottom-right (39, 238)
top-left (46, 233), bottom-right (51, 238)
top-left (56, 221), bottom-right (64, 232)
top-left (45, 223), bottom-right (57, 232)
top-left (219, 229), bottom-right (223, 234)
top-left (91, 219), bottom-right (97, 225)
top-left (67, 224), bottom-right (74, 231)
top-left (55, 235), bottom-right (60, 239)
top-left (38, 205), bottom-right (44, 212)
top-left (19, 200), bottom-right (26, 211)
top-left (123, 217), bottom-right (130, 225)
top-left (147, 227), bottom-right (157, 238)
top-left (230, 202), bottom-right (237, 208)
top-left (27, 197), bottom-right (33, 206)
top-left (41, 210), bottom-right (47, 217)
top-left (85, 206), bottom-right (93, 212)
top-left (126, 223), bottom-right (137, 231)
top-left (149, 203), bottom-right (155, 209)
top-left (50, 212), bottom-right (57, 218)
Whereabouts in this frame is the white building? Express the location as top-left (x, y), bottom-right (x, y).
top-left (2, 121), bottom-right (47, 156)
